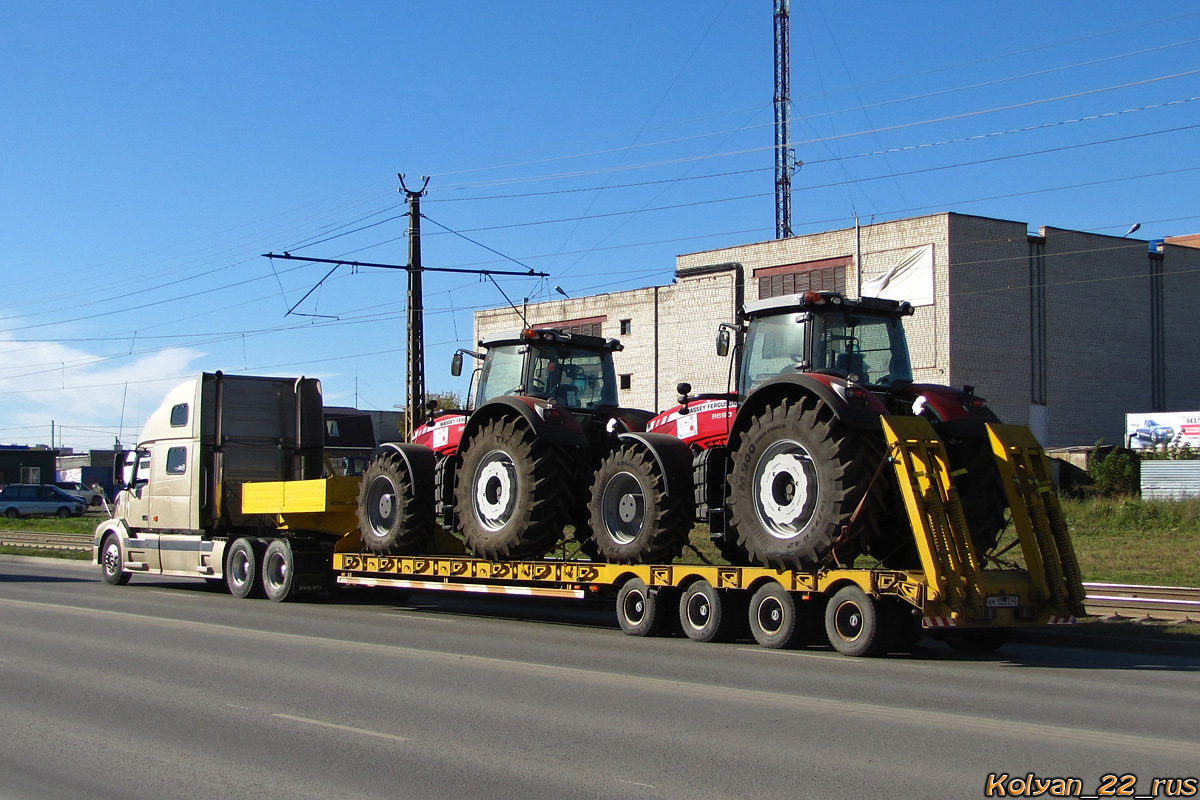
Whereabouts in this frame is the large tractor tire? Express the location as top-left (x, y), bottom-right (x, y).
top-left (357, 450), bottom-right (434, 556)
top-left (943, 435), bottom-right (1007, 554)
top-left (726, 396), bottom-right (881, 570)
top-left (455, 417), bottom-right (574, 560)
top-left (587, 444), bottom-right (690, 564)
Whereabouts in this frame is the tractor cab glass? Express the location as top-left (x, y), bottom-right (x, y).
top-left (811, 312), bottom-right (913, 387)
top-left (476, 345), bottom-right (527, 405)
top-left (475, 342), bottom-right (618, 409)
top-left (740, 313), bottom-right (810, 393)
top-left (529, 345), bottom-right (617, 409)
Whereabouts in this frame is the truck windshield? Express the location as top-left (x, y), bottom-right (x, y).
top-left (811, 311), bottom-right (912, 386)
top-left (529, 345), bottom-right (617, 408)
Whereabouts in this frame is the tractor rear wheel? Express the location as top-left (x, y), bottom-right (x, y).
top-left (588, 444), bottom-right (689, 564)
top-left (727, 396), bottom-right (879, 570)
top-left (357, 450), bottom-right (434, 556)
top-left (455, 417), bottom-right (573, 560)
top-left (943, 435), bottom-right (1007, 554)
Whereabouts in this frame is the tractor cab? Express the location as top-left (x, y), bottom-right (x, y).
top-left (736, 291), bottom-right (915, 396)
top-left (455, 328), bottom-right (621, 413)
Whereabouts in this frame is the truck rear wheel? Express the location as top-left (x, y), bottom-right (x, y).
top-left (588, 444), bottom-right (689, 564)
top-left (727, 396), bottom-right (877, 570)
top-left (226, 538), bottom-right (264, 599)
top-left (263, 539), bottom-right (297, 602)
top-left (455, 417), bottom-right (572, 560)
top-left (357, 451), bottom-right (434, 555)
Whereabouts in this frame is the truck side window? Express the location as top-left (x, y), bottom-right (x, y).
top-left (170, 403), bottom-right (188, 427)
top-left (166, 447), bottom-right (187, 475)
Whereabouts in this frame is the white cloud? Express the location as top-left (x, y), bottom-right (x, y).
top-left (0, 333), bottom-right (203, 450)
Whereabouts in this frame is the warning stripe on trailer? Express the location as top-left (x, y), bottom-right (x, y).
top-left (340, 575), bottom-right (586, 600)
top-left (922, 617), bottom-right (957, 628)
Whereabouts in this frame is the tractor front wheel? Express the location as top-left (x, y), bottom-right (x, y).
top-left (357, 450), bottom-right (434, 556)
top-left (588, 444), bottom-right (689, 564)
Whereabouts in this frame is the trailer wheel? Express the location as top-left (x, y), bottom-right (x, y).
top-left (357, 450), bottom-right (434, 556)
top-left (728, 396), bottom-right (877, 570)
top-left (824, 584), bottom-right (883, 657)
top-left (99, 533), bottom-right (131, 586)
top-left (226, 538), bottom-right (264, 600)
top-left (943, 627), bottom-right (1012, 654)
top-left (262, 539), bottom-right (298, 602)
top-left (748, 582), bottom-right (804, 649)
top-left (615, 578), bottom-right (671, 637)
top-left (455, 417), bottom-right (572, 560)
top-left (588, 444), bottom-right (689, 564)
top-left (678, 579), bottom-right (736, 643)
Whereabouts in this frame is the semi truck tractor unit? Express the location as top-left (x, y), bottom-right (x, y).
top-left (646, 290), bottom-right (1006, 572)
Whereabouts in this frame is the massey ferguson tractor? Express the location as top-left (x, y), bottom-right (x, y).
top-left (355, 327), bottom-right (694, 563)
top-left (646, 291), bottom-right (1006, 571)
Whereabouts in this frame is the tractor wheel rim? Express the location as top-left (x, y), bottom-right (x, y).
top-left (366, 476), bottom-right (397, 536)
top-left (753, 439), bottom-right (818, 539)
top-left (475, 450), bottom-right (517, 531)
top-left (601, 471), bottom-right (645, 545)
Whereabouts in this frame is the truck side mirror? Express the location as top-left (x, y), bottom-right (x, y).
top-left (716, 329), bottom-right (730, 358)
top-left (451, 352), bottom-right (463, 377)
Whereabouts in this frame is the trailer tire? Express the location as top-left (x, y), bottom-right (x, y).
top-left (748, 582), bottom-right (804, 649)
top-left (616, 578), bottom-right (671, 637)
top-left (226, 538), bottom-right (264, 599)
top-left (825, 584), bottom-right (883, 657)
top-left (728, 396), bottom-right (877, 570)
top-left (99, 533), bottom-right (131, 586)
top-left (588, 444), bottom-right (689, 564)
top-left (358, 450), bottom-right (434, 556)
top-left (678, 579), bottom-right (736, 643)
top-left (263, 539), bottom-right (298, 602)
top-left (456, 417), bottom-right (572, 561)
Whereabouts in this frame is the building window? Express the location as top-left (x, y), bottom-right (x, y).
top-left (619, 374), bottom-right (632, 391)
top-left (754, 257), bottom-right (849, 300)
top-left (544, 315), bottom-right (606, 337)
top-left (620, 319), bottom-right (632, 335)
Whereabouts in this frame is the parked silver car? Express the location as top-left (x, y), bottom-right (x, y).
top-left (0, 484), bottom-right (88, 518)
top-left (55, 480), bottom-right (103, 507)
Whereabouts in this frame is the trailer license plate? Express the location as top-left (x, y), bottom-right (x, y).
top-left (986, 594), bottom-right (1020, 608)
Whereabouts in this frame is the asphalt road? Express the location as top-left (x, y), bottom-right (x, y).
top-left (1, 556), bottom-right (1196, 800)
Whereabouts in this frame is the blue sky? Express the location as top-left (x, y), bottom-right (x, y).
top-left (3, 1), bottom-right (1198, 450)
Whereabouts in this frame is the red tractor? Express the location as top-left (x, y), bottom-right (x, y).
top-left (355, 328), bottom-right (695, 563)
top-left (647, 291), bottom-right (1005, 571)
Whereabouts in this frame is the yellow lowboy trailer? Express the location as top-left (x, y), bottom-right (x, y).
top-left (243, 419), bottom-right (1083, 657)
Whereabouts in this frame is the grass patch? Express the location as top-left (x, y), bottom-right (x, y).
top-left (0, 515), bottom-right (100, 536)
top-left (0, 545), bottom-right (89, 560)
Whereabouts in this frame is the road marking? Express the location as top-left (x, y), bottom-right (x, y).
top-left (272, 713), bottom-right (411, 742)
top-left (4, 596), bottom-right (1196, 758)
top-left (616, 779), bottom-right (655, 788)
top-left (225, 703), bottom-right (250, 710)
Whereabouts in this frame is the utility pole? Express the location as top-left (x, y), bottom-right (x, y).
top-left (774, 0), bottom-right (794, 239)
top-left (401, 174), bottom-right (430, 439)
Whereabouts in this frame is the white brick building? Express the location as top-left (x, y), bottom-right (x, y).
top-left (475, 212), bottom-right (1200, 448)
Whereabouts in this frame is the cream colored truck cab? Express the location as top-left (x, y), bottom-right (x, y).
top-left (94, 372), bottom-right (325, 588)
